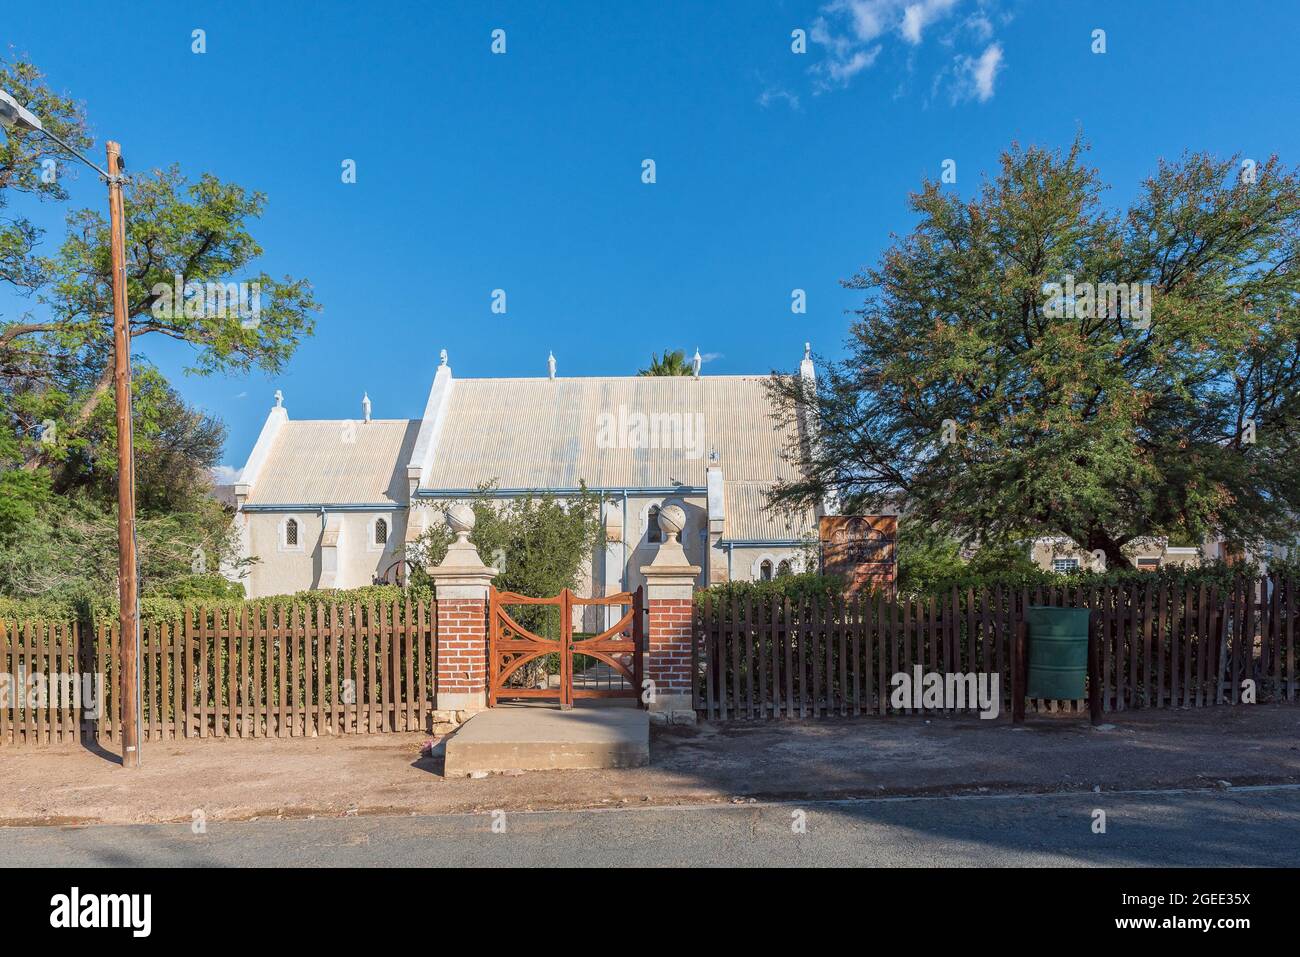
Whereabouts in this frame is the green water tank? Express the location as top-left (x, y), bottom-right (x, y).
top-left (1024, 606), bottom-right (1091, 699)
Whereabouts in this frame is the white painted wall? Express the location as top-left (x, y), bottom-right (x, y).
top-left (240, 509), bottom-right (408, 597)
top-left (235, 492), bottom-right (804, 599)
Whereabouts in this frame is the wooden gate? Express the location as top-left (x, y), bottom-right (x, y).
top-left (488, 586), bottom-right (644, 708)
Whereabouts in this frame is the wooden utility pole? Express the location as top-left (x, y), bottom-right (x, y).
top-left (106, 140), bottom-right (141, 768)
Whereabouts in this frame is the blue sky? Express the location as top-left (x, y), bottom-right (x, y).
top-left (3, 0), bottom-right (1297, 474)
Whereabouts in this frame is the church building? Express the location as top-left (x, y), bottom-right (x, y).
top-left (225, 345), bottom-right (828, 609)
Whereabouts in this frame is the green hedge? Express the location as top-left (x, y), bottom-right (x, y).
top-left (0, 582), bottom-right (435, 628)
top-left (692, 559), bottom-right (1294, 610)
top-left (914, 558), bottom-right (1279, 597)
top-left (694, 572), bottom-right (847, 609)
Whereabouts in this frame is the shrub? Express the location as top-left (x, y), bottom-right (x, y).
top-left (0, 582), bottom-right (433, 629)
top-left (915, 558), bottom-right (1268, 597)
top-left (695, 572), bottom-right (847, 610)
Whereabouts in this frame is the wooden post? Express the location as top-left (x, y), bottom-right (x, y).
top-left (1088, 610), bottom-right (1103, 726)
top-left (107, 141), bottom-right (141, 768)
top-left (1012, 619), bottom-right (1026, 723)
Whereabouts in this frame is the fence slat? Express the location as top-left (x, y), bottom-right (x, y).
top-left (316, 603), bottom-right (327, 736)
top-left (743, 596), bottom-right (754, 720)
top-left (352, 602), bottom-right (364, 734)
top-left (843, 596), bottom-right (852, 713)
top-left (415, 599), bottom-right (427, 733)
top-left (1287, 576), bottom-right (1296, 702)
top-left (0, 621), bottom-right (9, 745)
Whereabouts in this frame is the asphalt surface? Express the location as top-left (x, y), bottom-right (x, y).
top-left (2, 784), bottom-right (1298, 867)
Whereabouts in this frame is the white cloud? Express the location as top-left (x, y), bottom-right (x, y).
top-left (828, 46), bottom-right (882, 84)
top-left (901, 0), bottom-right (960, 45)
top-left (211, 464), bottom-right (242, 486)
top-left (841, 0), bottom-right (891, 42)
top-left (822, 0), bottom-right (960, 46)
top-left (757, 86), bottom-right (801, 110)
top-left (954, 41), bottom-right (1003, 102)
top-left (964, 12), bottom-right (994, 42)
top-left (810, 0), bottom-right (973, 91)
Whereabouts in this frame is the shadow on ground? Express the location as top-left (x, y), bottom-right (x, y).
top-left (2, 701), bottom-right (1298, 866)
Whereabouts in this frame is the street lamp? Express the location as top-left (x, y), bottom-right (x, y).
top-left (1, 88), bottom-right (141, 769)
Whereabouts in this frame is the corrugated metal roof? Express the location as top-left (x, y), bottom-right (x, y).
top-left (423, 375), bottom-right (801, 490)
top-left (240, 375), bottom-right (814, 543)
top-left (722, 480), bottom-right (817, 542)
top-left (245, 419), bottom-right (419, 506)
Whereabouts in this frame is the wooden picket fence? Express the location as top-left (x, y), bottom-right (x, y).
top-left (1, 600), bottom-right (436, 747)
top-left (694, 576), bottom-right (1298, 720)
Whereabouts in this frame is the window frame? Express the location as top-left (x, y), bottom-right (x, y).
top-left (278, 515), bottom-right (305, 553)
top-left (367, 514), bottom-right (392, 553)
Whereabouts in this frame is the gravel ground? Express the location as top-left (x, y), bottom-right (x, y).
top-left (0, 704), bottom-right (1296, 827)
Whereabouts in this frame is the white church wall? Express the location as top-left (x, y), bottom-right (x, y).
top-left (241, 509), bottom-right (408, 598)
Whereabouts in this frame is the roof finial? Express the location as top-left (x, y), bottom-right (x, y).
top-left (362, 391), bottom-right (371, 423)
top-left (439, 348), bottom-right (448, 368)
top-left (692, 348), bottom-right (702, 378)
top-left (274, 389), bottom-right (284, 408)
top-left (547, 351), bottom-right (556, 380)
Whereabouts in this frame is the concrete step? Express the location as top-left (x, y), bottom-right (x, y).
top-left (443, 705), bottom-right (650, 776)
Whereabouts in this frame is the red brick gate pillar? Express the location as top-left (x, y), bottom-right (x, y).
top-left (426, 504), bottom-right (497, 715)
top-left (639, 504), bottom-right (701, 720)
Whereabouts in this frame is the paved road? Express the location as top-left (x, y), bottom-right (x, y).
top-left (2, 785), bottom-right (1298, 867)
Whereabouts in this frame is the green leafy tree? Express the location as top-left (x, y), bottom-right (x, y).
top-left (411, 484), bottom-right (605, 682)
top-left (0, 56), bottom-right (318, 470)
top-left (895, 524), bottom-right (966, 595)
top-left (770, 138), bottom-right (1300, 569)
top-left (638, 349), bottom-right (694, 376)
top-left (412, 484), bottom-right (605, 601)
top-left (0, 55), bottom-right (312, 599)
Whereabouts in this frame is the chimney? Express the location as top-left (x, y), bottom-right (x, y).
top-left (362, 392), bottom-right (371, 423)
top-left (547, 351), bottom-right (556, 380)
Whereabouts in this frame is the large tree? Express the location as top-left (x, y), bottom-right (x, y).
top-left (1, 56), bottom-right (318, 472)
top-left (0, 55), bottom-right (318, 598)
top-left (769, 138), bottom-right (1300, 569)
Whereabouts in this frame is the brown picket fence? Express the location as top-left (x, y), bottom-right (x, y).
top-left (693, 576), bottom-right (1298, 720)
top-left (1, 600), bottom-right (436, 747)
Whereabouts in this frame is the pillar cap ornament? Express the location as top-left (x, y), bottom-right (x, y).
top-left (427, 503), bottom-right (497, 598)
top-left (447, 502), bottom-right (475, 539)
top-left (640, 503), bottom-right (700, 595)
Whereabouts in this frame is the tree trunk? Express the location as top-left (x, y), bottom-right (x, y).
top-left (1086, 532), bottom-right (1134, 572)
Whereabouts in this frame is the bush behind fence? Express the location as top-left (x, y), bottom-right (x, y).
top-left (1, 599), bottom-right (435, 747)
top-left (694, 576), bottom-right (1298, 720)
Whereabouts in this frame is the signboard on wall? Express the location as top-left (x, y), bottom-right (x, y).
top-left (819, 515), bottom-right (897, 594)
